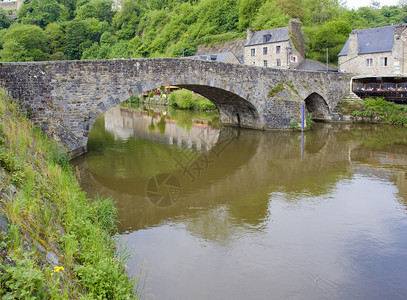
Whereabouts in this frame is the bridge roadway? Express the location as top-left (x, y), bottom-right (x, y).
top-left (0, 58), bottom-right (351, 157)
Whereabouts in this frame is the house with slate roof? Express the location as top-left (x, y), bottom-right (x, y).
top-left (338, 24), bottom-right (407, 75)
top-left (244, 19), bottom-right (305, 69)
top-left (187, 52), bottom-right (241, 64)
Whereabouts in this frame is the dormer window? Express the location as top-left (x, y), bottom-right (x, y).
top-left (263, 34), bottom-right (272, 43)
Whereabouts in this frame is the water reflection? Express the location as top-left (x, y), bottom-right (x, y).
top-left (72, 105), bottom-right (407, 299)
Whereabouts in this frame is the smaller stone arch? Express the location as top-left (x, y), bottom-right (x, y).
top-left (304, 92), bottom-right (330, 121)
top-left (176, 84), bottom-right (261, 129)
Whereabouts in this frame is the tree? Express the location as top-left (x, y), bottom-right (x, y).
top-left (18, 0), bottom-right (65, 28)
top-left (274, 0), bottom-right (306, 20)
top-left (64, 20), bottom-right (91, 59)
top-left (307, 20), bottom-right (351, 63)
top-left (238, 0), bottom-right (265, 30)
top-left (0, 9), bottom-right (12, 29)
top-left (251, 1), bottom-right (290, 30)
top-left (45, 23), bottom-right (65, 54)
top-left (75, 0), bottom-right (114, 22)
top-left (303, 0), bottom-right (342, 25)
top-left (0, 25), bottom-right (49, 61)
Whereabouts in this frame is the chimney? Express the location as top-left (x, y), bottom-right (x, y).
top-left (347, 31), bottom-right (359, 58)
top-left (288, 19), bottom-right (305, 57)
top-left (247, 28), bottom-right (255, 41)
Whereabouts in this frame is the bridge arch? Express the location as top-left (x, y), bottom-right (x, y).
top-left (176, 85), bottom-right (260, 129)
top-left (86, 83), bottom-right (262, 144)
top-left (304, 92), bottom-right (330, 121)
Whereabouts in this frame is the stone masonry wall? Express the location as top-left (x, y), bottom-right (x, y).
top-left (0, 58), bottom-right (351, 157)
top-left (0, 0), bottom-right (23, 10)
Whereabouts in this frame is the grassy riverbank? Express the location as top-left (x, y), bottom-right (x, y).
top-left (0, 89), bottom-right (137, 298)
top-left (125, 88), bottom-right (217, 111)
top-left (340, 97), bottom-right (407, 125)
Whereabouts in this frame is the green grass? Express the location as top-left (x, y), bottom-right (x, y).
top-left (0, 88), bottom-right (138, 298)
top-left (168, 88), bottom-right (217, 110)
top-left (340, 97), bottom-right (407, 125)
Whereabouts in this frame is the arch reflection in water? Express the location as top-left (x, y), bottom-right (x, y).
top-left (72, 105), bottom-right (407, 300)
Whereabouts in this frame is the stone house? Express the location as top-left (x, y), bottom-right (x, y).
top-left (0, 0), bottom-right (24, 11)
top-left (244, 19), bottom-right (305, 69)
top-left (338, 24), bottom-right (407, 75)
top-left (187, 52), bottom-right (241, 64)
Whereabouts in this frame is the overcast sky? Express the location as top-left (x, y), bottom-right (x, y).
top-left (345, 0), bottom-right (400, 9)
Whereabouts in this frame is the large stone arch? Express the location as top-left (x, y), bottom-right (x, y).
top-left (85, 83), bottom-right (262, 149)
top-left (304, 92), bottom-right (330, 121)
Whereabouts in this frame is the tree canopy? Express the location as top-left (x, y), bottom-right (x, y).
top-left (0, 0), bottom-right (406, 64)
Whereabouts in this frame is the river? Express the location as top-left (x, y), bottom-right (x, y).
top-left (72, 104), bottom-right (407, 300)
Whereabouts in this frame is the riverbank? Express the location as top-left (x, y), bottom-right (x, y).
top-left (339, 97), bottom-right (407, 125)
top-left (0, 89), bottom-right (137, 298)
top-left (125, 88), bottom-right (217, 111)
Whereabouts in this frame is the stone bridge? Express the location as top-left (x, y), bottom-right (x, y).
top-left (0, 58), bottom-right (351, 157)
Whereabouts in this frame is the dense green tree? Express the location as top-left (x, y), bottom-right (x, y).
top-left (238, 0), bottom-right (265, 30)
top-left (274, 0), bottom-right (306, 20)
top-left (0, 25), bottom-right (49, 61)
top-left (251, 1), bottom-right (290, 30)
top-left (306, 20), bottom-right (352, 63)
top-left (303, 0), bottom-right (342, 25)
top-left (75, 0), bottom-right (114, 22)
top-left (64, 19), bottom-right (91, 59)
top-left (0, 9), bottom-right (12, 29)
top-left (18, 0), bottom-right (65, 28)
top-left (45, 22), bottom-right (65, 54)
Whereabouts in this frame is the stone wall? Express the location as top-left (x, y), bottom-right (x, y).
top-left (0, 0), bottom-right (23, 10)
top-left (195, 39), bottom-right (246, 62)
top-left (0, 58), bottom-right (351, 157)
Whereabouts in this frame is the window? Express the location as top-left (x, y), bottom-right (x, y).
top-left (366, 58), bottom-right (373, 67)
top-left (251, 48), bottom-right (255, 56)
top-left (276, 46), bottom-right (281, 54)
top-left (290, 55), bottom-right (297, 63)
top-left (264, 60), bottom-right (268, 67)
top-left (276, 59), bottom-right (281, 66)
top-left (263, 34), bottom-right (271, 43)
top-left (380, 57), bottom-right (388, 67)
top-left (263, 47), bottom-right (268, 55)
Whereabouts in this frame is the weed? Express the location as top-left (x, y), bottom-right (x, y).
top-left (10, 171), bottom-right (25, 186)
top-left (0, 88), bottom-right (138, 298)
top-left (290, 120), bottom-right (300, 130)
top-left (340, 97), bottom-right (407, 125)
top-left (268, 83), bottom-right (284, 98)
top-left (1, 253), bottom-right (46, 299)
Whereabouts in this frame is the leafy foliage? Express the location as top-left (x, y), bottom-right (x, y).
top-left (340, 97), bottom-right (407, 125)
top-left (0, 0), bottom-right (406, 64)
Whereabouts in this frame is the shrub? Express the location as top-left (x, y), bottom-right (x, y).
top-left (169, 89), bottom-right (216, 110)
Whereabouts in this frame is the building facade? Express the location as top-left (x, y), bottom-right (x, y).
top-left (338, 24), bottom-right (407, 75)
top-left (244, 19), bottom-right (305, 69)
top-left (0, 0), bottom-right (24, 11)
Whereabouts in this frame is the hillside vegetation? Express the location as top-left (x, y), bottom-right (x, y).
top-left (0, 88), bottom-right (138, 298)
top-left (0, 0), bottom-right (406, 64)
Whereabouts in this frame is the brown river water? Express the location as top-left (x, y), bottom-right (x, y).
top-left (72, 104), bottom-right (407, 300)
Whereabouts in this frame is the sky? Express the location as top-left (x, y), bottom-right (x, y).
top-left (345, 0), bottom-right (401, 9)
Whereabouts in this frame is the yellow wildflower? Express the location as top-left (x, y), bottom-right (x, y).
top-left (52, 266), bottom-right (64, 274)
